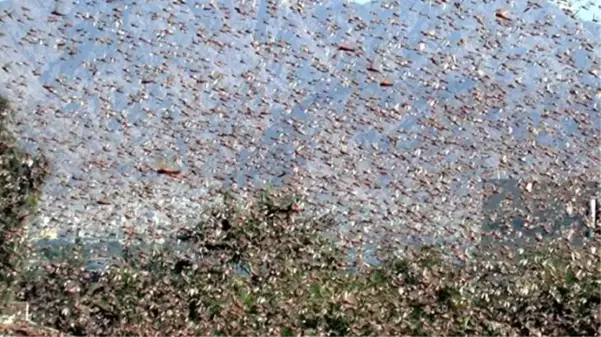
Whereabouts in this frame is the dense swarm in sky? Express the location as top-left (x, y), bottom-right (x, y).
top-left (0, 0), bottom-right (599, 247)
top-left (0, 0), bottom-right (600, 334)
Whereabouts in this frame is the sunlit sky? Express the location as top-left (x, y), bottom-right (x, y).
top-left (569, 0), bottom-right (601, 22)
top-left (351, 0), bottom-right (600, 23)
top-left (0, 0), bottom-right (597, 21)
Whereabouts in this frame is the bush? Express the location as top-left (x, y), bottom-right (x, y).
top-left (0, 96), bottom-right (49, 303)
top-left (13, 191), bottom-right (601, 336)
top-left (0, 96), bottom-right (10, 115)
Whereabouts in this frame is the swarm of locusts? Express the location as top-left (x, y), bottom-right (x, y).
top-left (3, 189), bottom-right (599, 336)
top-left (0, 0), bottom-right (600, 334)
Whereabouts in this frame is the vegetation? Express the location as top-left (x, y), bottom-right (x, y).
top-left (8, 194), bottom-right (601, 336)
top-left (0, 95), bottom-right (599, 336)
top-left (0, 96), bottom-right (49, 303)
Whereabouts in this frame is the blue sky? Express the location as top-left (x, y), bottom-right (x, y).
top-left (350, 0), bottom-right (600, 23)
top-left (0, 0), bottom-right (597, 21)
top-left (569, 0), bottom-right (601, 21)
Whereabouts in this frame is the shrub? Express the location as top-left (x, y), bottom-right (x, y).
top-left (13, 191), bottom-right (601, 336)
top-left (0, 96), bottom-right (49, 303)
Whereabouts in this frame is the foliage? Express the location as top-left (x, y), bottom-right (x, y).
top-left (0, 96), bottom-right (9, 117)
top-left (0, 96), bottom-right (49, 303)
top-left (11, 191), bottom-right (601, 336)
